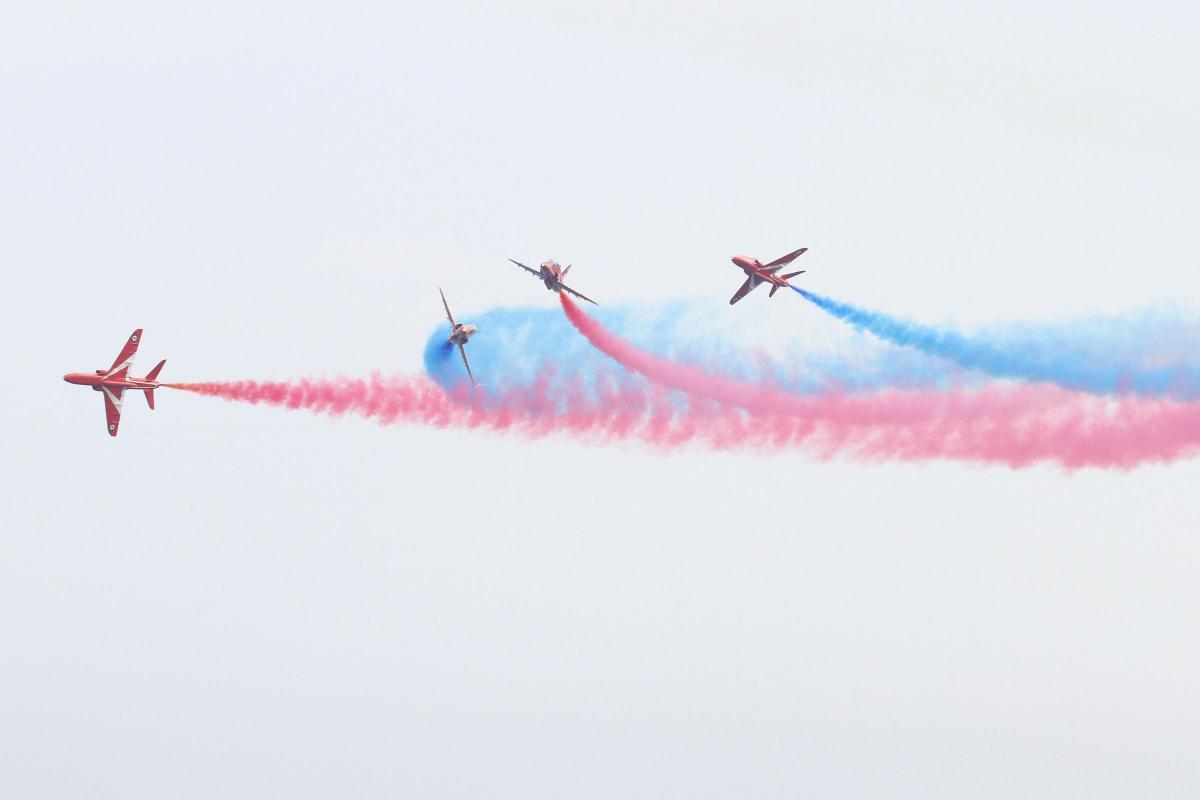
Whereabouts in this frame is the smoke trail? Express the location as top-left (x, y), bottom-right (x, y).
top-left (160, 291), bottom-right (1200, 469)
top-left (167, 370), bottom-right (1200, 469)
top-left (794, 287), bottom-right (1200, 398)
top-left (555, 294), bottom-right (1200, 469)
top-left (422, 299), bottom-right (961, 398)
top-left (558, 293), bottom-right (1005, 425)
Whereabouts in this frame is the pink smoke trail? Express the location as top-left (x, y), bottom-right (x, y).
top-left (167, 374), bottom-right (699, 447)
top-left (169, 365), bottom-right (1200, 469)
top-left (557, 294), bottom-right (1200, 469)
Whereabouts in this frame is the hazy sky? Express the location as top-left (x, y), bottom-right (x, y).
top-left (4, 1), bottom-right (1199, 797)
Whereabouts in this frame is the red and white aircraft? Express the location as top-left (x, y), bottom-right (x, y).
top-left (64, 329), bottom-right (165, 436)
top-left (440, 288), bottom-right (479, 386)
top-left (509, 258), bottom-right (598, 305)
top-left (728, 247), bottom-right (808, 305)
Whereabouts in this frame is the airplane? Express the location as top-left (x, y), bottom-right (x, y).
top-left (63, 328), bottom-right (165, 436)
top-left (727, 247), bottom-right (808, 305)
top-left (509, 258), bottom-right (598, 305)
top-left (440, 288), bottom-right (479, 386)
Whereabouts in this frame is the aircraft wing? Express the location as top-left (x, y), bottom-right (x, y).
top-left (763, 247), bottom-right (808, 269)
top-left (729, 277), bottom-right (755, 305)
top-left (509, 258), bottom-right (542, 277)
top-left (102, 386), bottom-right (124, 436)
top-left (457, 343), bottom-right (477, 386)
top-left (105, 329), bottom-right (142, 381)
top-left (559, 282), bottom-right (598, 305)
top-left (439, 287), bottom-right (456, 327)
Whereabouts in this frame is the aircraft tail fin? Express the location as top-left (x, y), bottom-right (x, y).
top-left (144, 359), bottom-right (165, 410)
top-left (783, 270), bottom-right (806, 280)
top-left (561, 264), bottom-right (572, 278)
top-left (769, 284), bottom-right (780, 297)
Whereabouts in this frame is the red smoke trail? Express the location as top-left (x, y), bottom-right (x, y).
top-left (166, 375), bottom-right (705, 448)
top-left (558, 294), bottom-right (1063, 425)
top-left (558, 294), bottom-right (1200, 469)
top-left (169, 367), bottom-right (1200, 468)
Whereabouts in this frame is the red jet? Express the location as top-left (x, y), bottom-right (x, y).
top-left (440, 287), bottom-right (479, 386)
top-left (64, 329), bottom-right (165, 436)
top-left (509, 258), bottom-right (598, 305)
top-left (728, 247), bottom-right (808, 305)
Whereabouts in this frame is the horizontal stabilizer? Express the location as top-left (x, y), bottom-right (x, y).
top-left (783, 270), bottom-right (806, 280)
top-left (144, 388), bottom-right (156, 410)
top-left (145, 359), bottom-right (166, 382)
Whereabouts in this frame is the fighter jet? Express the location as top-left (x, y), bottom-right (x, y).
top-left (727, 247), bottom-right (808, 305)
top-left (440, 288), bottom-right (479, 386)
top-left (509, 258), bottom-right (598, 305)
top-left (64, 329), bottom-right (165, 436)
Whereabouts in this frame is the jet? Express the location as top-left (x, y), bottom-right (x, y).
top-left (64, 328), bottom-right (165, 436)
top-left (509, 258), bottom-right (598, 305)
top-left (440, 288), bottom-right (479, 386)
top-left (727, 247), bottom-right (808, 305)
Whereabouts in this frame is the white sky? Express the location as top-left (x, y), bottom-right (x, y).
top-left (3, 1), bottom-right (1199, 796)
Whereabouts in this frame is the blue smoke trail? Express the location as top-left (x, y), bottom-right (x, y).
top-left (422, 338), bottom-right (459, 386)
top-left (423, 299), bottom-right (966, 398)
top-left (794, 287), bottom-right (1200, 398)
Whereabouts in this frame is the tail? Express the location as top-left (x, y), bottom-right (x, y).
top-left (770, 272), bottom-right (806, 297)
top-left (144, 359), bottom-right (165, 409)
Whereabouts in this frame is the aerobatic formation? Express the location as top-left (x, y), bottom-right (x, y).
top-left (68, 250), bottom-right (1200, 469)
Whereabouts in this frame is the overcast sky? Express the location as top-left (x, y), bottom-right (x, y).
top-left (3, 1), bottom-right (1200, 797)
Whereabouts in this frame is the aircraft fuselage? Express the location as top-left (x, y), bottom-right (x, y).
top-left (538, 260), bottom-right (569, 292)
top-left (448, 323), bottom-right (478, 346)
top-left (63, 370), bottom-right (159, 391)
top-left (731, 255), bottom-right (791, 288)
